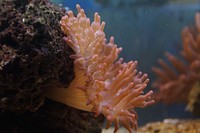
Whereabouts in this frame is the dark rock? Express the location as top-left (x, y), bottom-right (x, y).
top-left (0, 0), bottom-right (104, 132)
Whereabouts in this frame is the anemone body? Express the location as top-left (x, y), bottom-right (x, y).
top-left (45, 5), bottom-right (155, 133)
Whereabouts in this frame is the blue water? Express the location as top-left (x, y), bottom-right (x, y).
top-left (50, 0), bottom-right (100, 11)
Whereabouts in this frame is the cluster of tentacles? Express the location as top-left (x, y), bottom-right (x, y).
top-left (152, 13), bottom-right (200, 113)
top-left (45, 4), bottom-right (154, 133)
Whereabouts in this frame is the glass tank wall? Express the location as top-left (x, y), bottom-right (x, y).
top-left (50, 0), bottom-right (200, 126)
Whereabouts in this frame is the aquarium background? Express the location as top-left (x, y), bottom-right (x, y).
top-left (50, 0), bottom-right (200, 126)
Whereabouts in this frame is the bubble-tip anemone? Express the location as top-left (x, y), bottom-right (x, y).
top-left (44, 4), bottom-right (155, 133)
top-left (152, 13), bottom-right (200, 114)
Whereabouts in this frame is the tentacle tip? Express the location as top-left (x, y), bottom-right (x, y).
top-left (106, 115), bottom-right (112, 121)
top-left (76, 4), bottom-right (81, 10)
top-left (149, 90), bottom-right (154, 94)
